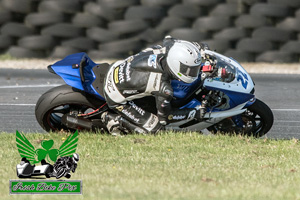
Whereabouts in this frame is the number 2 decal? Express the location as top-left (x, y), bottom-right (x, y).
top-left (237, 69), bottom-right (248, 89)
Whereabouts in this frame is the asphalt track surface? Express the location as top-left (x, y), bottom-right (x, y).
top-left (1, 68), bottom-right (300, 139)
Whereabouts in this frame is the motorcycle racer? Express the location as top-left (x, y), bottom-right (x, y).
top-left (102, 36), bottom-right (208, 135)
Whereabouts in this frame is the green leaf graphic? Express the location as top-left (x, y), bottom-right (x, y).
top-left (58, 131), bottom-right (79, 158)
top-left (41, 140), bottom-right (54, 150)
top-left (48, 149), bottom-right (59, 162)
top-left (16, 130), bottom-right (38, 164)
top-left (36, 149), bottom-right (47, 161)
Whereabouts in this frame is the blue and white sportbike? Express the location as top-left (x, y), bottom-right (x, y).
top-left (35, 50), bottom-right (274, 137)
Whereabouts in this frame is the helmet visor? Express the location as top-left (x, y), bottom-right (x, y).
top-left (179, 62), bottom-right (201, 78)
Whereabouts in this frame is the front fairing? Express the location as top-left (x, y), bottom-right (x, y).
top-left (203, 50), bottom-right (255, 94)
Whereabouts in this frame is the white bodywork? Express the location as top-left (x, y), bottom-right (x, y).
top-left (166, 50), bottom-right (255, 132)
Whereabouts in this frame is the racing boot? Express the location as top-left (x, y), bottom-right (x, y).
top-left (101, 112), bottom-right (122, 136)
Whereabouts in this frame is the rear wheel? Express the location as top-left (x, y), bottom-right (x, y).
top-left (208, 99), bottom-right (274, 137)
top-left (35, 85), bottom-right (105, 132)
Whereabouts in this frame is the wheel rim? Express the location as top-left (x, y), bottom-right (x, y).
top-left (209, 109), bottom-right (265, 136)
top-left (240, 109), bottom-right (264, 135)
top-left (46, 103), bottom-right (97, 131)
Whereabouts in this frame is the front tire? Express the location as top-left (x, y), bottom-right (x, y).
top-left (35, 85), bottom-right (105, 132)
top-left (208, 99), bottom-right (274, 137)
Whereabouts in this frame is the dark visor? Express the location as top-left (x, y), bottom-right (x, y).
top-left (179, 62), bottom-right (200, 77)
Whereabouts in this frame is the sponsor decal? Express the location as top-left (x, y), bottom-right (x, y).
top-left (148, 54), bottom-right (157, 68)
top-left (114, 67), bottom-right (119, 84)
top-left (144, 114), bottom-right (158, 130)
top-left (121, 109), bottom-right (140, 123)
top-left (118, 62), bottom-right (126, 83)
top-left (123, 90), bottom-right (139, 95)
top-left (125, 63), bottom-right (131, 82)
top-left (128, 101), bottom-right (145, 116)
top-left (116, 105), bottom-right (124, 112)
top-left (188, 110), bottom-right (196, 120)
top-left (172, 115), bottom-right (186, 120)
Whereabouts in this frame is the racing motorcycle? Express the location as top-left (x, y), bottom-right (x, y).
top-left (35, 50), bottom-right (274, 137)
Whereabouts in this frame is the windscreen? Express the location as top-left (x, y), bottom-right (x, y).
top-left (212, 55), bottom-right (236, 83)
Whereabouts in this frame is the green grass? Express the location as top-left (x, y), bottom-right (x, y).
top-left (1, 131), bottom-right (300, 200)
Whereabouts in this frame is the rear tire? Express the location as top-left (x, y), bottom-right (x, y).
top-left (35, 85), bottom-right (105, 132)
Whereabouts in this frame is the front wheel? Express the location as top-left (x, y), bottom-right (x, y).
top-left (207, 99), bottom-right (274, 137)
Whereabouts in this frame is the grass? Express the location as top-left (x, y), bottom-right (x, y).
top-left (1, 131), bottom-right (300, 200)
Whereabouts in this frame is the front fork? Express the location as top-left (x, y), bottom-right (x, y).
top-left (232, 98), bottom-right (256, 128)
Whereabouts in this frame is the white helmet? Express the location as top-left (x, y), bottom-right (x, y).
top-left (166, 40), bottom-right (202, 83)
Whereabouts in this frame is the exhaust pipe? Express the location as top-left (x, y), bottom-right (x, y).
top-left (61, 114), bottom-right (93, 130)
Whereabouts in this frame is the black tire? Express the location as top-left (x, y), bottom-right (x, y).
top-left (276, 17), bottom-right (300, 32)
top-left (50, 46), bottom-right (81, 58)
top-left (168, 4), bottom-right (202, 19)
top-left (1, 22), bottom-right (35, 37)
top-left (2, 0), bottom-right (34, 14)
top-left (38, 0), bottom-right (81, 14)
top-left (25, 12), bottom-right (65, 27)
top-left (252, 27), bottom-right (292, 42)
top-left (98, 0), bottom-right (139, 9)
top-left (213, 27), bottom-right (247, 41)
top-left (108, 19), bottom-right (149, 35)
top-left (193, 16), bottom-right (231, 32)
top-left (84, 2), bottom-right (123, 21)
top-left (18, 35), bottom-right (57, 50)
top-left (168, 28), bottom-right (208, 41)
top-left (86, 27), bottom-right (119, 43)
top-left (208, 99), bottom-right (274, 137)
top-left (255, 51), bottom-right (296, 63)
top-left (0, 10), bottom-right (12, 25)
top-left (0, 35), bottom-right (14, 49)
top-left (137, 28), bottom-right (165, 43)
top-left (280, 41), bottom-right (300, 53)
top-left (236, 38), bottom-right (273, 53)
top-left (99, 38), bottom-right (143, 54)
top-left (235, 14), bottom-right (269, 28)
top-left (268, 0), bottom-right (300, 8)
top-left (201, 39), bottom-right (230, 53)
top-left (210, 3), bottom-right (242, 17)
top-left (61, 37), bottom-right (96, 51)
top-left (124, 6), bottom-right (166, 20)
top-left (155, 17), bottom-right (190, 33)
top-left (182, 0), bottom-right (223, 6)
top-left (7, 46), bottom-right (45, 58)
top-left (241, 0), bottom-right (261, 6)
top-left (224, 49), bottom-right (255, 62)
top-left (250, 3), bottom-right (290, 18)
top-left (72, 13), bottom-right (104, 28)
top-left (35, 85), bottom-right (105, 132)
top-left (41, 23), bottom-right (83, 38)
top-left (141, 0), bottom-right (180, 7)
top-left (88, 49), bottom-right (124, 60)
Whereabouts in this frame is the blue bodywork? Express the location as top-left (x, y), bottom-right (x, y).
top-left (50, 52), bottom-right (105, 100)
top-left (50, 53), bottom-right (255, 111)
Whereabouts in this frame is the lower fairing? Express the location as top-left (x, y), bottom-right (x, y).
top-left (166, 102), bottom-right (247, 132)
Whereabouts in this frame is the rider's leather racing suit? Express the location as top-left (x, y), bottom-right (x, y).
top-left (103, 45), bottom-right (202, 134)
